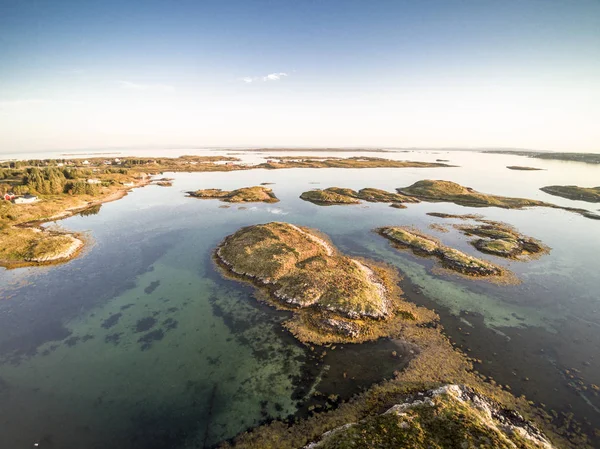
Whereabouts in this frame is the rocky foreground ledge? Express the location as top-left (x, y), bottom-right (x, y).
top-left (304, 384), bottom-right (554, 449)
top-left (215, 222), bottom-right (405, 342)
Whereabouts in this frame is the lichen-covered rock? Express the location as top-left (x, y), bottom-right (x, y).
top-left (305, 384), bottom-right (555, 449)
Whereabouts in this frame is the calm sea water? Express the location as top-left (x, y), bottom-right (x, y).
top-left (0, 150), bottom-right (599, 448)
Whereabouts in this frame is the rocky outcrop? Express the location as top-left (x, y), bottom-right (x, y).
top-left (377, 226), bottom-right (503, 277)
top-left (305, 384), bottom-right (555, 449)
top-left (459, 223), bottom-right (549, 259)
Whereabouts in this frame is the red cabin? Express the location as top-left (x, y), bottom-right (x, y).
top-left (3, 193), bottom-right (16, 201)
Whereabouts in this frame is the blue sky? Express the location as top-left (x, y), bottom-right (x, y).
top-left (1, 0), bottom-right (599, 152)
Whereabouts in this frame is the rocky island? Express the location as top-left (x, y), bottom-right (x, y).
top-left (376, 226), bottom-right (504, 278)
top-left (188, 186), bottom-right (279, 203)
top-left (215, 222), bottom-right (403, 342)
top-left (458, 222), bottom-right (549, 259)
top-left (398, 180), bottom-right (600, 219)
top-left (540, 185), bottom-right (600, 203)
top-left (398, 180), bottom-right (549, 209)
top-left (300, 187), bottom-right (419, 207)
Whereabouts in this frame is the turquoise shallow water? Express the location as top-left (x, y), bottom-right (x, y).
top-left (0, 150), bottom-right (599, 447)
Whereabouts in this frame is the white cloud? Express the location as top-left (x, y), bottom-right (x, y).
top-left (241, 72), bottom-right (289, 83)
top-left (263, 72), bottom-right (288, 81)
top-left (117, 80), bottom-right (175, 92)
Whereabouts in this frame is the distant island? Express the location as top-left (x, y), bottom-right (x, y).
top-left (507, 165), bottom-right (544, 171)
top-left (188, 186), bottom-right (279, 203)
top-left (540, 185), bottom-right (600, 203)
top-left (484, 150), bottom-right (600, 165)
top-left (397, 180), bottom-right (600, 220)
top-left (300, 187), bottom-right (418, 207)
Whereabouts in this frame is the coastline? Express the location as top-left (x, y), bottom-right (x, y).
top-left (0, 178), bottom-right (149, 269)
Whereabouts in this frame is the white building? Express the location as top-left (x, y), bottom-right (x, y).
top-left (87, 179), bottom-right (101, 184)
top-left (14, 195), bottom-right (38, 204)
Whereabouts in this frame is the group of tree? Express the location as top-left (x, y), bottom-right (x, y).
top-left (22, 167), bottom-right (99, 196)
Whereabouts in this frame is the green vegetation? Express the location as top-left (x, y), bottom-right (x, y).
top-left (540, 185), bottom-right (600, 203)
top-left (306, 385), bottom-right (553, 449)
top-left (300, 187), bottom-right (419, 206)
top-left (188, 186), bottom-right (279, 203)
top-left (216, 222), bottom-right (400, 341)
top-left (0, 227), bottom-right (82, 267)
top-left (0, 161), bottom-right (147, 268)
top-left (507, 166), bottom-right (543, 171)
top-left (377, 227), bottom-right (504, 278)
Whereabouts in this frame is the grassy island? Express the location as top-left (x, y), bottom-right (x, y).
top-left (399, 180), bottom-right (600, 219)
top-left (215, 222), bottom-right (406, 341)
top-left (458, 222), bottom-right (549, 260)
top-left (188, 186), bottom-right (279, 203)
top-left (377, 226), bottom-right (504, 278)
top-left (540, 185), bottom-right (600, 203)
top-left (300, 187), bottom-right (419, 206)
top-left (398, 180), bottom-right (548, 209)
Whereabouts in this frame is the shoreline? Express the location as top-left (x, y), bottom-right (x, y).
top-left (0, 178), bottom-right (149, 269)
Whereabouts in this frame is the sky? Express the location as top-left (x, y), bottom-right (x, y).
top-left (0, 0), bottom-right (599, 153)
